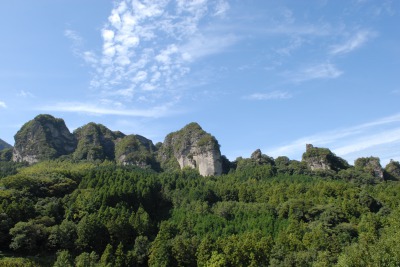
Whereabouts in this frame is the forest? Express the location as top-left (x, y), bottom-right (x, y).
top-left (0, 155), bottom-right (400, 267)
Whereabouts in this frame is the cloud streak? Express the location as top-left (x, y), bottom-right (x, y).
top-left (330, 30), bottom-right (376, 55)
top-left (290, 63), bottom-right (342, 82)
top-left (245, 91), bottom-right (292, 100)
top-left (266, 113), bottom-right (400, 164)
top-left (38, 101), bottom-right (180, 118)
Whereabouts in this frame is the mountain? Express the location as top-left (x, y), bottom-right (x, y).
top-left (0, 138), bottom-right (12, 151)
top-left (115, 134), bottom-right (159, 170)
top-left (13, 114), bottom-right (77, 164)
top-left (9, 114), bottom-right (398, 179)
top-left (302, 144), bottom-right (349, 172)
top-left (158, 122), bottom-right (222, 176)
top-left (73, 122), bottom-right (124, 161)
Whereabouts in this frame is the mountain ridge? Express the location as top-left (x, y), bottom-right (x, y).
top-left (5, 114), bottom-right (399, 179)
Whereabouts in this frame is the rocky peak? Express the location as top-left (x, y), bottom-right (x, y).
top-left (73, 122), bottom-right (125, 161)
top-left (115, 134), bottom-right (159, 169)
top-left (158, 122), bottom-right (222, 176)
top-left (355, 157), bottom-right (384, 180)
top-left (13, 114), bottom-right (76, 164)
top-left (302, 144), bottom-right (349, 172)
top-left (384, 160), bottom-right (400, 181)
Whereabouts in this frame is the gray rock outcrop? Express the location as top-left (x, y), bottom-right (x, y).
top-left (158, 122), bottom-right (222, 176)
top-left (115, 134), bottom-right (158, 169)
top-left (355, 156), bottom-right (384, 180)
top-left (385, 159), bottom-right (400, 181)
top-left (13, 114), bottom-right (76, 164)
top-left (302, 144), bottom-right (349, 172)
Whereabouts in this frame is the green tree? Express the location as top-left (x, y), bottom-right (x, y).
top-left (100, 243), bottom-right (114, 267)
top-left (53, 250), bottom-right (73, 267)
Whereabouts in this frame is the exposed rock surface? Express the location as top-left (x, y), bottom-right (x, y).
top-left (73, 123), bottom-right (124, 161)
top-left (115, 134), bottom-right (159, 169)
top-left (355, 156), bottom-right (384, 180)
top-left (385, 160), bottom-right (400, 181)
top-left (158, 122), bottom-right (222, 176)
top-left (0, 138), bottom-right (12, 151)
top-left (13, 114), bottom-right (76, 164)
top-left (302, 144), bottom-right (349, 172)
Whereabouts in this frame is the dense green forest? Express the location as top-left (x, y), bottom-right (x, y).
top-left (1, 156), bottom-right (400, 267)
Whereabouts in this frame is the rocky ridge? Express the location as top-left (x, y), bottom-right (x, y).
top-left (5, 114), bottom-right (400, 179)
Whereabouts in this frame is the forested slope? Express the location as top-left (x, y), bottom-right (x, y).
top-left (1, 159), bottom-right (400, 266)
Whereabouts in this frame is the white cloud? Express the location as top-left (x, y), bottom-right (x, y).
top-left (245, 91), bottom-right (292, 100)
top-left (0, 101), bottom-right (6, 109)
top-left (77, 0), bottom-right (233, 112)
top-left (214, 0), bottom-right (230, 17)
top-left (64, 30), bottom-right (83, 56)
top-left (291, 63), bottom-right (342, 82)
top-left (38, 101), bottom-right (180, 118)
top-left (17, 90), bottom-right (35, 98)
top-left (330, 30), bottom-right (376, 55)
top-left (180, 33), bottom-right (238, 62)
top-left (266, 113), bottom-right (400, 165)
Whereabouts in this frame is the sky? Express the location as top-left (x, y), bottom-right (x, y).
top-left (0, 0), bottom-right (400, 165)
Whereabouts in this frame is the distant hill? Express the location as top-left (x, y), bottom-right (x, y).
top-left (7, 114), bottom-right (397, 181)
top-left (0, 138), bottom-right (12, 150)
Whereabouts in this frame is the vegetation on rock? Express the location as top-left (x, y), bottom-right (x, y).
top-left (13, 114), bottom-right (77, 163)
top-left (73, 123), bottom-right (124, 161)
top-left (2, 114), bottom-right (400, 266)
top-left (0, 138), bottom-right (12, 151)
top-left (115, 134), bottom-right (159, 170)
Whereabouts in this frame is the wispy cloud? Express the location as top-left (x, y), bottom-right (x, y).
top-left (75, 0), bottom-right (233, 106)
top-left (64, 29), bottom-right (84, 56)
top-left (330, 30), bottom-right (376, 55)
top-left (266, 113), bottom-right (400, 164)
top-left (0, 101), bottom-right (6, 109)
top-left (17, 90), bottom-right (35, 98)
top-left (38, 101), bottom-right (180, 118)
top-left (245, 91), bottom-right (292, 100)
top-left (290, 63), bottom-right (343, 82)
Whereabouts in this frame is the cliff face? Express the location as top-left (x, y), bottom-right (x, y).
top-left (158, 122), bottom-right (222, 176)
top-left (73, 123), bottom-right (124, 161)
top-left (302, 144), bottom-right (349, 172)
top-left (13, 114), bottom-right (76, 164)
top-left (115, 134), bottom-right (159, 169)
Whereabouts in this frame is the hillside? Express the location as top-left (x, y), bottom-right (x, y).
top-left (1, 114), bottom-right (400, 266)
top-left (0, 138), bottom-right (11, 150)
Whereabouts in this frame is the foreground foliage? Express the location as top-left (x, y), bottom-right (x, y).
top-left (1, 159), bottom-right (400, 266)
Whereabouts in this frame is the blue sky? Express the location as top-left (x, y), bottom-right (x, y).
top-left (1, 0), bottom-right (400, 165)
